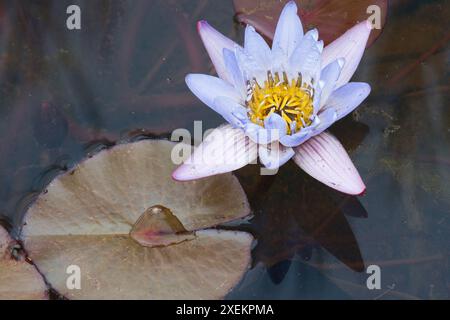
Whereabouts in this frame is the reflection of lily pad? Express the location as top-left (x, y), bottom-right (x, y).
top-left (21, 140), bottom-right (253, 299)
top-left (0, 226), bottom-right (48, 300)
top-left (233, 0), bottom-right (387, 46)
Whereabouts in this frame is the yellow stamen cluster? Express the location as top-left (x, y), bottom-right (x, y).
top-left (246, 71), bottom-right (314, 134)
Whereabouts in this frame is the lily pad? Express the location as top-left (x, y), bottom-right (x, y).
top-left (233, 0), bottom-right (387, 46)
top-left (0, 226), bottom-right (48, 300)
top-left (21, 140), bottom-right (253, 299)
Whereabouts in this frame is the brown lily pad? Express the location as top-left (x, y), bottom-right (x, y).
top-left (21, 140), bottom-right (253, 299)
top-left (0, 226), bottom-right (48, 300)
top-left (233, 0), bottom-right (387, 46)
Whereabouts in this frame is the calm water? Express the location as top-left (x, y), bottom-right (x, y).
top-left (0, 0), bottom-right (449, 299)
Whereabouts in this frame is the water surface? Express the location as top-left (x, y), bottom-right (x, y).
top-left (0, 0), bottom-right (448, 299)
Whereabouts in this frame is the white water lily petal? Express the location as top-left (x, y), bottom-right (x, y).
top-left (244, 25), bottom-right (272, 70)
top-left (293, 131), bottom-right (365, 195)
top-left (272, 1), bottom-right (303, 61)
top-left (173, 124), bottom-right (258, 181)
top-left (289, 29), bottom-right (322, 80)
top-left (197, 20), bottom-right (241, 83)
top-left (322, 20), bottom-right (371, 88)
top-left (321, 82), bottom-right (371, 120)
top-left (223, 48), bottom-right (246, 98)
top-left (213, 96), bottom-right (248, 128)
top-left (258, 143), bottom-right (294, 170)
top-left (319, 59), bottom-right (345, 107)
top-left (185, 74), bottom-right (242, 111)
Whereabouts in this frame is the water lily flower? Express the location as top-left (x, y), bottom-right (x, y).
top-left (173, 1), bottom-right (372, 195)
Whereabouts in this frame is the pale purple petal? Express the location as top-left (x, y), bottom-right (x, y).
top-left (316, 39), bottom-right (324, 52)
top-left (307, 29), bottom-right (319, 41)
top-left (185, 74), bottom-right (242, 112)
top-left (312, 80), bottom-right (324, 114)
top-left (322, 20), bottom-right (371, 88)
top-left (272, 1), bottom-right (304, 61)
top-left (293, 131), bottom-right (365, 195)
top-left (223, 48), bottom-right (246, 98)
top-left (258, 143), bottom-right (294, 170)
top-left (235, 46), bottom-right (266, 84)
top-left (172, 124), bottom-right (257, 181)
top-left (244, 122), bottom-right (282, 145)
top-left (244, 25), bottom-right (272, 70)
top-left (319, 59), bottom-right (344, 107)
top-left (213, 96), bottom-right (249, 128)
top-left (197, 20), bottom-right (241, 84)
top-left (311, 108), bottom-right (337, 137)
top-left (289, 29), bottom-right (322, 80)
top-left (279, 128), bottom-right (312, 147)
top-left (242, 113), bottom-right (287, 144)
top-left (321, 82), bottom-right (371, 120)
top-left (264, 113), bottom-right (287, 137)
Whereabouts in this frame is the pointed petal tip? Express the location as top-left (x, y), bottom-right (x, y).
top-left (197, 20), bottom-right (208, 32)
top-left (357, 186), bottom-right (367, 197)
top-left (324, 175), bottom-right (365, 196)
top-left (334, 160), bottom-right (366, 195)
top-left (360, 19), bottom-right (373, 32)
top-left (245, 24), bottom-right (255, 32)
top-left (338, 161), bottom-right (366, 195)
top-left (195, 20), bottom-right (239, 83)
top-left (285, 0), bottom-right (298, 11)
top-left (184, 73), bottom-right (199, 95)
top-left (355, 82), bottom-right (372, 100)
top-left (184, 73), bottom-right (193, 85)
top-left (344, 180), bottom-right (366, 196)
top-left (172, 164), bottom-right (210, 182)
top-left (309, 28), bottom-right (319, 40)
top-left (352, 19), bottom-right (372, 41)
top-left (171, 166), bottom-right (190, 182)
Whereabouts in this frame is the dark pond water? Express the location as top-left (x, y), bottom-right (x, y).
top-left (0, 0), bottom-right (448, 299)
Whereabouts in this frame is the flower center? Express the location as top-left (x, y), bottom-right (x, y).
top-left (246, 71), bottom-right (314, 134)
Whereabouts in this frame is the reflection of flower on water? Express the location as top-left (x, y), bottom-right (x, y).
top-left (173, 1), bottom-right (372, 195)
top-left (233, 161), bottom-right (367, 279)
